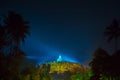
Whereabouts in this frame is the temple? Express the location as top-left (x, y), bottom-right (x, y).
top-left (57, 55), bottom-right (63, 62)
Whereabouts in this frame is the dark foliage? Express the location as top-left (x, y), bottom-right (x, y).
top-left (0, 11), bottom-right (30, 80)
top-left (90, 48), bottom-right (120, 80)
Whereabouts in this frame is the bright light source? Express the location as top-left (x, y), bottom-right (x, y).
top-left (57, 55), bottom-right (63, 62)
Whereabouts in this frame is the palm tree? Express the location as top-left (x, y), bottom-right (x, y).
top-left (104, 19), bottom-right (120, 51)
top-left (4, 11), bottom-right (30, 55)
top-left (2, 11), bottom-right (30, 80)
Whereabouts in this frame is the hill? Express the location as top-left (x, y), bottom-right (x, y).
top-left (39, 61), bottom-right (89, 74)
top-left (38, 61), bottom-right (91, 80)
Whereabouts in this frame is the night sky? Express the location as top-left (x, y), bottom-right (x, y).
top-left (0, 0), bottom-right (120, 66)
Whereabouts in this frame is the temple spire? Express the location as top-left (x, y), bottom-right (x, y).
top-left (57, 55), bottom-right (63, 62)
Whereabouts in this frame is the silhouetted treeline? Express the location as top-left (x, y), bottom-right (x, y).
top-left (90, 48), bottom-right (120, 80)
top-left (0, 11), bottom-right (30, 80)
top-left (90, 19), bottom-right (120, 80)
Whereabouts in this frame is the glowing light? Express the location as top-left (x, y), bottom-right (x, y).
top-left (57, 55), bottom-right (63, 62)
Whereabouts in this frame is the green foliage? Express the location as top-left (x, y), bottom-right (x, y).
top-left (71, 73), bottom-right (84, 80)
top-left (70, 71), bottom-right (92, 80)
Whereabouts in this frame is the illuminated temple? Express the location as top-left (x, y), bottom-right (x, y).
top-left (57, 55), bottom-right (63, 62)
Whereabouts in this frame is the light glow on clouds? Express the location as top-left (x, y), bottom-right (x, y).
top-left (24, 36), bottom-right (80, 65)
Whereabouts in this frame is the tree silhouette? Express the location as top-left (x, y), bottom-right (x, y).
top-left (111, 50), bottom-right (120, 79)
top-left (0, 11), bottom-right (30, 80)
top-left (89, 48), bottom-right (110, 80)
top-left (104, 19), bottom-right (120, 51)
top-left (4, 11), bottom-right (30, 56)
